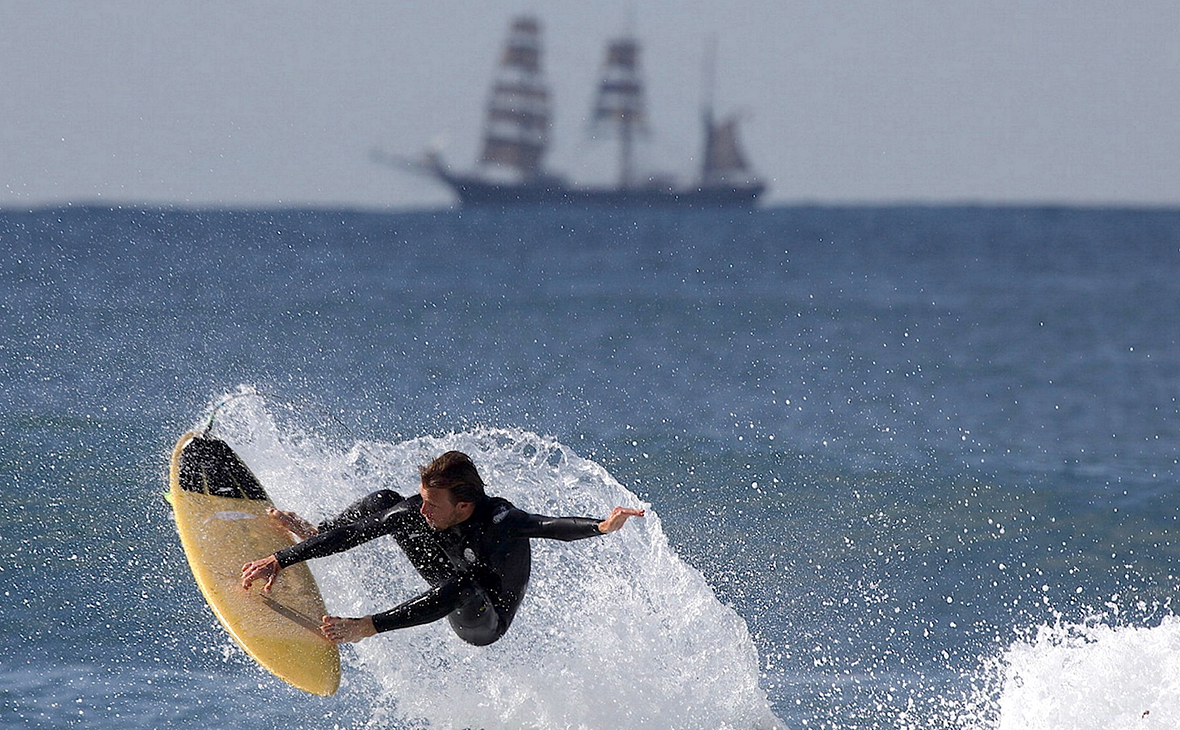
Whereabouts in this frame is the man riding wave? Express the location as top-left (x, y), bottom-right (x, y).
top-left (241, 450), bottom-right (644, 646)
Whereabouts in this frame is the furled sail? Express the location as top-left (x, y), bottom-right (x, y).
top-left (591, 37), bottom-right (647, 188)
top-left (701, 112), bottom-right (757, 186)
top-left (479, 16), bottom-right (551, 180)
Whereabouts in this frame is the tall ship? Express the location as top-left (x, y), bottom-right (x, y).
top-left (388, 16), bottom-right (765, 207)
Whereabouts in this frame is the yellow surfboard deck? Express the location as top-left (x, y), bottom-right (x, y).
top-left (168, 431), bottom-right (341, 696)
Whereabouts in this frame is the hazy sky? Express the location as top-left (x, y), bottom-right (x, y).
top-left (5, 1), bottom-right (1178, 209)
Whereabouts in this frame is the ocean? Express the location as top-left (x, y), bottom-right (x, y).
top-left (2, 204), bottom-right (1178, 729)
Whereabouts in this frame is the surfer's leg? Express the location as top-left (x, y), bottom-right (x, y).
top-left (276, 497), bottom-right (412, 566)
top-left (302, 491), bottom-right (455, 584)
top-left (371, 576), bottom-right (506, 646)
top-left (270, 490), bottom-right (402, 540)
top-left (375, 502), bottom-right (456, 586)
top-left (371, 576), bottom-right (467, 632)
top-left (298, 489), bottom-right (456, 588)
top-left (317, 489), bottom-right (404, 532)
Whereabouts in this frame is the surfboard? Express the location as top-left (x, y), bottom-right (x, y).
top-left (167, 431), bottom-right (341, 696)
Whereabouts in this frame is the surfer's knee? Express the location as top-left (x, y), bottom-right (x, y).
top-left (377, 493), bottom-right (422, 531)
top-left (323, 489), bottom-right (407, 532)
top-left (368, 489), bottom-right (404, 511)
top-left (351, 489), bottom-right (404, 524)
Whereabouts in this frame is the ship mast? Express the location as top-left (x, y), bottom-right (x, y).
top-left (479, 16), bottom-right (551, 180)
top-left (592, 37), bottom-right (647, 189)
top-left (700, 35), bottom-right (718, 184)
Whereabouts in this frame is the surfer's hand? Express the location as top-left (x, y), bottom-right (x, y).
top-left (241, 555), bottom-right (281, 592)
top-left (598, 506), bottom-right (645, 534)
top-left (320, 615), bottom-right (377, 644)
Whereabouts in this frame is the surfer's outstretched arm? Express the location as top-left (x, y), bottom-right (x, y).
top-left (598, 506), bottom-right (645, 533)
top-left (506, 505), bottom-right (645, 541)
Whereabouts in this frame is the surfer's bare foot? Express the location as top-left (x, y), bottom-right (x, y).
top-left (267, 508), bottom-right (318, 539)
top-left (320, 615), bottom-right (377, 644)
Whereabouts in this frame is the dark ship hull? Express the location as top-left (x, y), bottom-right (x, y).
top-left (438, 170), bottom-right (764, 207)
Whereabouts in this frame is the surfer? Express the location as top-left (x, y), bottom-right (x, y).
top-left (240, 450), bottom-right (644, 646)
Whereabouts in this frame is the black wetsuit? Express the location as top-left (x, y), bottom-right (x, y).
top-left (274, 490), bottom-right (604, 646)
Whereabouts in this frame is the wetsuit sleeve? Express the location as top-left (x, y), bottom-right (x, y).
top-left (275, 500), bottom-right (415, 568)
top-left (502, 510), bottom-right (604, 542)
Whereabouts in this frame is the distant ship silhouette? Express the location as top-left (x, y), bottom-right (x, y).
top-left (377, 16), bottom-right (765, 207)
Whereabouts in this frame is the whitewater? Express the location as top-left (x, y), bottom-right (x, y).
top-left (206, 392), bottom-right (780, 729)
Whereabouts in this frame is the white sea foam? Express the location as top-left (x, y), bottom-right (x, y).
top-left (958, 615), bottom-right (1180, 730)
top-left (205, 392), bottom-right (783, 730)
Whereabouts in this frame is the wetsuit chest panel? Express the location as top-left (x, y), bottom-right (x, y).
top-left (443, 500), bottom-right (532, 608)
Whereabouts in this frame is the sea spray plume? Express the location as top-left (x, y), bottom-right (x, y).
top-left (937, 612), bottom-right (1180, 730)
top-left (197, 388), bottom-right (392, 521)
top-left (960, 615), bottom-right (1180, 730)
top-left (204, 395), bottom-right (783, 729)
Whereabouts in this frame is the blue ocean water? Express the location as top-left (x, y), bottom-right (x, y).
top-left (2, 204), bottom-right (1179, 729)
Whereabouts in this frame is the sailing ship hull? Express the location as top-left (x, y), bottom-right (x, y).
top-left (443, 172), bottom-right (764, 208)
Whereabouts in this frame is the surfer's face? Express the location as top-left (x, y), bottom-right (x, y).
top-left (419, 483), bottom-right (474, 530)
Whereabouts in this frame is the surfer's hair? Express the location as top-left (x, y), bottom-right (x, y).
top-left (419, 450), bottom-right (486, 503)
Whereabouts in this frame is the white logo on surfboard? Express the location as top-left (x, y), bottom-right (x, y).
top-left (212, 511), bottom-right (256, 522)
